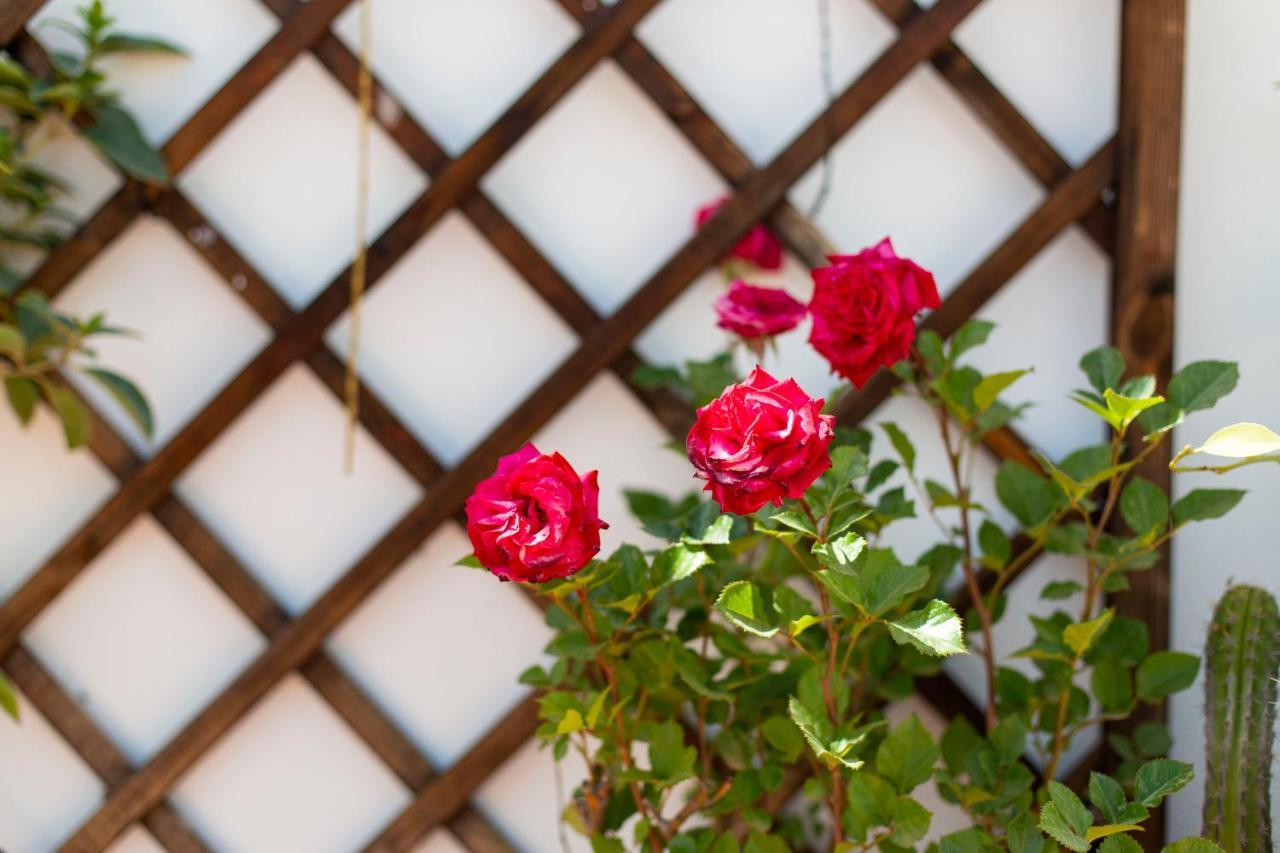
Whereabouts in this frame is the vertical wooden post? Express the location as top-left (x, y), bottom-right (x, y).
top-left (1108, 0), bottom-right (1186, 847)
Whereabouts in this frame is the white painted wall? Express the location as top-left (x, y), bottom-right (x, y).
top-left (0, 1), bottom-right (1275, 850)
top-left (1168, 0), bottom-right (1280, 841)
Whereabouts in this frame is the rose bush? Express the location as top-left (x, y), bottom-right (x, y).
top-left (463, 227), bottom-right (1267, 851)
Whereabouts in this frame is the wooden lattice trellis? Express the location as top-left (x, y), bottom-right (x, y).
top-left (0, 0), bottom-right (1186, 850)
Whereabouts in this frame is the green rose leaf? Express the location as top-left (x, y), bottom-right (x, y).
top-left (978, 519), bottom-right (1010, 569)
top-left (84, 105), bottom-right (170, 184)
top-left (1133, 758), bottom-right (1194, 807)
top-left (1041, 580), bottom-right (1082, 601)
top-left (1171, 489), bottom-right (1246, 527)
top-left (1167, 360), bottom-right (1239, 413)
top-left (43, 382), bottom-right (90, 448)
top-left (811, 531), bottom-right (867, 575)
top-left (949, 319), bottom-right (995, 359)
top-left (996, 460), bottom-right (1062, 528)
top-left (1081, 346), bottom-right (1125, 394)
top-left (973, 369), bottom-right (1029, 412)
top-left (787, 696), bottom-right (873, 770)
top-left (654, 544), bottom-right (713, 585)
top-left (881, 421), bottom-right (916, 473)
top-left (1039, 781), bottom-right (1093, 852)
top-left (1104, 388), bottom-right (1164, 430)
top-left (715, 580), bottom-right (779, 638)
top-left (887, 599), bottom-right (966, 657)
top-left (1091, 658), bottom-right (1134, 713)
top-left (1006, 811), bottom-right (1047, 853)
top-left (875, 714), bottom-right (939, 794)
top-left (1064, 608), bottom-right (1113, 658)
top-left (1136, 651), bottom-right (1200, 701)
top-left (1120, 476), bottom-right (1169, 538)
top-left (4, 376), bottom-right (39, 426)
top-left (648, 720), bottom-right (696, 782)
top-left (1099, 837), bottom-right (1144, 853)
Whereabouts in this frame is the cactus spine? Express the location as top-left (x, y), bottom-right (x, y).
top-left (1202, 584), bottom-right (1279, 851)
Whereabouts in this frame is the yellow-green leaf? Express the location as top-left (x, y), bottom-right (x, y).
top-left (1065, 608), bottom-right (1114, 658)
top-left (974, 369), bottom-right (1029, 411)
top-left (557, 708), bottom-right (585, 736)
top-left (1087, 825), bottom-right (1143, 842)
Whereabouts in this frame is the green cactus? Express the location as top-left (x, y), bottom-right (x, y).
top-left (1202, 583), bottom-right (1279, 851)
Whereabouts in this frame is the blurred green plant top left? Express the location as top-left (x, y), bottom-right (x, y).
top-left (1, 0), bottom-right (184, 719)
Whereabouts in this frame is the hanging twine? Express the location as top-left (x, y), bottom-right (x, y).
top-left (807, 0), bottom-right (836, 220)
top-left (344, 0), bottom-right (373, 473)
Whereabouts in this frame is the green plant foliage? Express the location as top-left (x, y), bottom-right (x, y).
top-left (1, 2), bottom-right (179, 446)
top-left (479, 326), bottom-right (1259, 849)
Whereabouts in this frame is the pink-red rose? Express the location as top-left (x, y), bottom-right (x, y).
top-left (686, 367), bottom-right (835, 515)
top-left (696, 197), bottom-right (783, 271)
top-left (715, 281), bottom-right (807, 340)
top-left (465, 443), bottom-right (607, 583)
top-left (808, 238), bottom-right (940, 388)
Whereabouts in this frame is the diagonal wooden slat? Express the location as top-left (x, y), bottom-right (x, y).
top-left (14, 0), bottom-right (358, 300)
top-left (0, 0), bottom-right (664, 660)
top-left (831, 138), bottom-right (1116, 428)
top-left (69, 389), bottom-right (508, 853)
top-left (1, 645), bottom-right (209, 852)
top-left (51, 3), bottom-right (989, 845)
top-left (863, 0), bottom-right (1114, 253)
top-left (0, 0), bottom-right (44, 45)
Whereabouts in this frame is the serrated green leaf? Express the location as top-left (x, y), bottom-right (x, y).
top-left (978, 519), bottom-right (1010, 569)
top-left (949, 319), bottom-right (995, 359)
top-left (1167, 360), bottom-right (1238, 412)
top-left (649, 719), bottom-right (696, 781)
top-left (1088, 772), bottom-right (1129, 823)
top-left (1135, 652), bottom-right (1200, 701)
top-left (1081, 346), bottom-right (1125, 394)
top-left (811, 531), bottom-right (866, 575)
top-left (1171, 489), bottom-right (1245, 526)
top-left (1099, 836), bottom-right (1144, 853)
top-left (861, 550), bottom-right (929, 616)
top-left (715, 581), bottom-right (778, 638)
top-left (1160, 839), bottom-right (1226, 853)
top-left (875, 714), bottom-right (939, 793)
top-left (1133, 758), bottom-right (1194, 807)
top-left (1091, 657), bottom-right (1134, 713)
top-left (1039, 782), bottom-right (1093, 852)
top-left (887, 600), bottom-right (965, 657)
top-left (788, 696), bottom-right (867, 770)
top-left (762, 714), bottom-right (804, 763)
top-left (996, 460), bottom-right (1062, 528)
top-left (654, 544), bottom-right (713, 585)
top-left (1120, 476), bottom-right (1168, 538)
top-left (1006, 811), bottom-right (1046, 853)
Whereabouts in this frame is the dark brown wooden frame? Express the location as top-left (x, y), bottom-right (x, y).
top-left (0, 0), bottom-right (1184, 849)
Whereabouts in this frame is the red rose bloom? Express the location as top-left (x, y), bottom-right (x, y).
top-left (686, 367), bottom-right (835, 515)
top-left (808, 238), bottom-right (940, 388)
top-left (464, 443), bottom-right (607, 583)
top-left (715, 281), bottom-right (807, 340)
top-left (696, 197), bottom-right (783, 270)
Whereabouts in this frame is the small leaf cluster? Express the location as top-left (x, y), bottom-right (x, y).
top-left (2, 1), bottom-right (178, 446)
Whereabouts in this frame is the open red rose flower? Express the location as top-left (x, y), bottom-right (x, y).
top-left (687, 367), bottom-right (835, 515)
top-left (696, 196), bottom-right (783, 271)
top-left (715, 281), bottom-right (807, 341)
top-left (464, 443), bottom-right (607, 583)
top-left (808, 237), bottom-right (940, 388)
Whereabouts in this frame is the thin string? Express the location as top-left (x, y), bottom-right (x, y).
top-left (344, 0), bottom-right (372, 473)
top-left (807, 0), bottom-right (836, 220)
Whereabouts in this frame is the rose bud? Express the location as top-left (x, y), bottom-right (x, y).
top-left (715, 281), bottom-right (807, 342)
top-left (808, 237), bottom-right (941, 388)
top-left (696, 196), bottom-right (783, 271)
top-left (464, 443), bottom-right (607, 583)
top-left (686, 367), bottom-right (835, 515)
